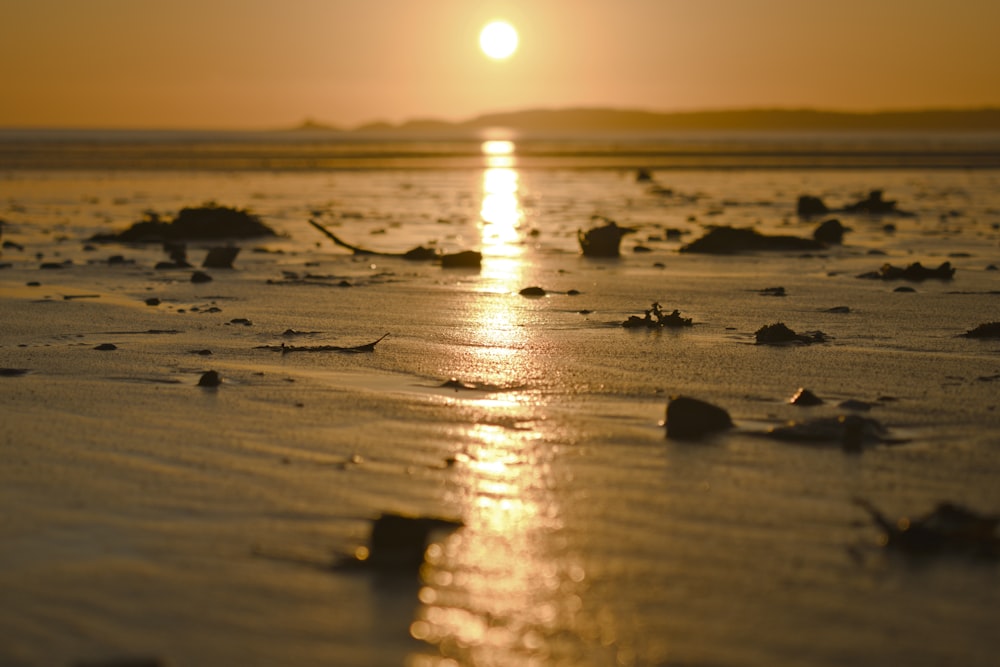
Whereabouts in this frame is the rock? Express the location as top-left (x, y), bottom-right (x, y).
top-left (755, 322), bottom-right (827, 345)
top-left (519, 286), bottom-right (546, 297)
top-left (680, 226), bottom-right (824, 254)
top-left (812, 218), bottom-right (847, 244)
top-left (797, 195), bottom-right (830, 217)
top-left (856, 261), bottom-right (955, 281)
top-left (144, 298), bottom-right (160, 306)
top-left (789, 387), bottom-right (824, 406)
top-left (894, 286), bottom-right (916, 293)
top-left (197, 370), bottom-right (221, 387)
top-left (440, 250), bottom-right (482, 268)
top-left (578, 220), bottom-right (634, 257)
top-left (665, 396), bottom-right (733, 440)
top-left (961, 322), bottom-right (1000, 339)
top-left (94, 343), bottom-right (117, 351)
top-left (202, 246), bottom-right (240, 269)
top-left (190, 271), bottom-right (213, 284)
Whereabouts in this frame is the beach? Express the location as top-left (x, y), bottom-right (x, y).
top-left (2, 141), bottom-right (1000, 666)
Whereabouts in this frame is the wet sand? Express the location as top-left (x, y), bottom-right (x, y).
top-left (2, 166), bottom-right (999, 666)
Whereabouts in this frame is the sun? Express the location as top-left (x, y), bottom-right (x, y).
top-left (479, 21), bottom-right (518, 60)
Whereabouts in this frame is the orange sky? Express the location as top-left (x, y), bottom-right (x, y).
top-left (1, 0), bottom-right (998, 129)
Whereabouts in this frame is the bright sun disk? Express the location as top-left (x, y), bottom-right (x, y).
top-left (480, 21), bottom-right (518, 60)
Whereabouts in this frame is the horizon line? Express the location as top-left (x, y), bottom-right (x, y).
top-left (3, 105), bottom-right (1000, 133)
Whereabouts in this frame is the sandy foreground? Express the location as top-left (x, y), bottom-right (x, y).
top-left (2, 167), bottom-right (1000, 666)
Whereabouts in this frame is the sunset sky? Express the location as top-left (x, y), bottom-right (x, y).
top-left (2, 0), bottom-right (998, 129)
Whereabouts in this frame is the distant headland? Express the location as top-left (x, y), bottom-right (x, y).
top-left (296, 107), bottom-right (1000, 135)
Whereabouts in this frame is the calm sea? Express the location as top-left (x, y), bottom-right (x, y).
top-left (2, 128), bottom-right (999, 171)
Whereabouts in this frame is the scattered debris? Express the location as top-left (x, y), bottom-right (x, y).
top-left (519, 286), bottom-right (547, 297)
top-left (758, 286), bottom-right (786, 297)
top-left (255, 333), bottom-right (389, 354)
top-left (961, 322), bottom-right (1000, 339)
top-left (94, 343), bottom-right (117, 351)
top-left (857, 261), bottom-right (955, 281)
top-left (755, 322), bottom-right (828, 345)
top-left (789, 387), bottom-right (823, 406)
top-left (796, 195), bottom-right (829, 217)
top-left (578, 219), bottom-right (635, 257)
top-left (197, 370), bottom-right (222, 387)
top-left (203, 246), bottom-right (240, 269)
top-left (854, 498), bottom-right (999, 558)
top-left (91, 206), bottom-right (277, 243)
top-left (622, 302), bottom-right (693, 328)
top-left (144, 297), bottom-right (161, 306)
top-left (228, 318), bottom-right (253, 326)
top-left (190, 271), bottom-right (213, 284)
top-left (0, 368), bottom-right (30, 377)
top-left (823, 306), bottom-right (851, 313)
top-left (680, 226), bottom-right (824, 254)
top-left (665, 396), bottom-right (733, 440)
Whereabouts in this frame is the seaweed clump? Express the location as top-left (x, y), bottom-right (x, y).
top-left (856, 261), bottom-right (955, 281)
top-left (755, 322), bottom-right (827, 345)
top-left (854, 498), bottom-right (999, 558)
top-left (680, 226), bottom-right (823, 254)
top-left (92, 205), bottom-right (277, 243)
top-left (622, 302), bottom-right (693, 329)
top-left (961, 322), bottom-right (1000, 339)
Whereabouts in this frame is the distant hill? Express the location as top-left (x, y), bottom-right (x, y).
top-left (339, 107), bottom-right (1000, 135)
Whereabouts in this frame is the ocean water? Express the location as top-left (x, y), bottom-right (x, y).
top-left (1, 133), bottom-right (999, 666)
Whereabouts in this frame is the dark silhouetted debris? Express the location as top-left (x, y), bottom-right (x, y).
top-left (854, 498), bottom-right (999, 558)
top-left (758, 286), bottom-right (786, 297)
top-left (755, 322), bottom-right (828, 345)
top-left (766, 415), bottom-right (900, 452)
top-left (519, 286), bottom-right (547, 297)
top-left (636, 168), bottom-right (654, 183)
top-left (203, 246), bottom-right (240, 269)
top-left (797, 190), bottom-right (913, 218)
top-left (94, 343), bottom-right (117, 351)
top-left (813, 218), bottom-right (848, 244)
top-left (622, 302), bottom-right (693, 328)
top-left (255, 333), bottom-right (389, 354)
top-left (894, 286), bottom-right (916, 293)
top-left (440, 250), bottom-right (482, 268)
top-left (189, 349), bottom-right (212, 356)
top-left (145, 298), bottom-right (160, 306)
top-left (40, 261), bottom-right (69, 269)
top-left (680, 226), bottom-right (824, 254)
top-left (197, 370), bottom-right (222, 387)
top-left (665, 396), bottom-right (733, 440)
top-left (823, 306), bottom-right (851, 313)
top-left (0, 368), bottom-right (30, 377)
top-left (857, 261), bottom-right (955, 281)
top-left (91, 206), bottom-right (276, 243)
top-left (578, 219), bottom-right (635, 257)
top-left (228, 318), bottom-right (252, 326)
top-left (336, 512), bottom-right (464, 571)
top-left (308, 219), bottom-right (438, 261)
top-left (190, 271), bottom-right (213, 284)
top-left (961, 322), bottom-right (1000, 339)
top-left (797, 195), bottom-right (830, 217)
top-left (789, 387), bottom-right (823, 406)
top-left (842, 190), bottom-right (914, 216)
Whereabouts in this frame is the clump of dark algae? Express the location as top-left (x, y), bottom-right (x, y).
top-left (755, 322), bottom-right (828, 345)
top-left (252, 512), bottom-right (464, 574)
top-left (578, 218), bottom-right (635, 257)
top-left (853, 498), bottom-right (999, 559)
top-left (797, 190), bottom-right (915, 218)
top-left (665, 396), bottom-right (734, 440)
top-left (680, 226), bottom-right (824, 254)
top-left (960, 322), bottom-right (1000, 339)
top-left (622, 302), bottom-right (693, 329)
top-left (91, 205), bottom-right (277, 243)
top-left (857, 261), bottom-right (955, 281)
